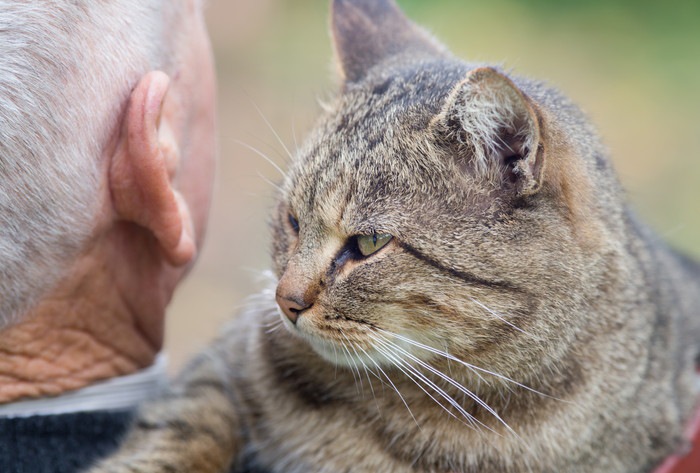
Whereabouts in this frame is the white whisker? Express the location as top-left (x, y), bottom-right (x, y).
top-left (355, 346), bottom-right (388, 397)
top-left (469, 297), bottom-right (530, 335)
top-left (265, 323), bottom-right (283, 334)
top-left (444, 341), bottom-right (454, 378)
top-left (372, 341), bottom-right (483, 432)
top-left (373, 334), bottom-right (506, 436)
top-left (341, 333), bottom-right (365, 395)
top-left (235, 139), bottom-right (287, 179)
top-left (366, 351), bottom-right (421, 430)
top-left (333, 342), bottom-right (339, 379)
top-left (247, 97), bottom-right (294, 162)
top-left (339, 340), bottom-right (362, 393)
top-left (261, 317), bottom-right (283, 330)
top-left (378, 329), bottom-right (561, 402)
top-left (291, 119), bottom-right (299, 152)
top-left (256, 170), bottom-right (283, 193)
top-left (353, 344), bottom-right (383, 414)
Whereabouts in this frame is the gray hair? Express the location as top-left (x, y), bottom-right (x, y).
top-left (0, 0), bottom-right (187, 326)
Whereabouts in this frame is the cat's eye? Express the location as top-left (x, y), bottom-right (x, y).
top-left (356, 233), bottom-right (393, 257)
top-left (288, 213), bottom-right (300, 234)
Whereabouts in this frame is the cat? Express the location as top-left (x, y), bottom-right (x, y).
top-left (87, 0), bottom-right (700, 472)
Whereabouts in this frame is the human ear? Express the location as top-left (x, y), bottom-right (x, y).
top-left (109, 71), bottom-right (196, 266)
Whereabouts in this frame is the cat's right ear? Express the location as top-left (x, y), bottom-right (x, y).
top-left (331, 0), bottom-right (445, 83)
top-left (433, 67), bottom-right (545, 197)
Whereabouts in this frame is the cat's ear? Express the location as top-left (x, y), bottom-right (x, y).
top-left (331, 0), bottom-right (445, 83)
top-left (434, 67), bottom-right (545, 197)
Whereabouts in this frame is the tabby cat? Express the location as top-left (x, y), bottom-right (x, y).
top-left (88, 0), bottom-right (700, 472)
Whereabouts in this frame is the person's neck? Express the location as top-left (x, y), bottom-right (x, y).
top-left (0, 225), bottom-right (172, 404)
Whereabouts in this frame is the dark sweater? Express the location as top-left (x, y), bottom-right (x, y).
top-left (0, 410), bottom-right (134, 473)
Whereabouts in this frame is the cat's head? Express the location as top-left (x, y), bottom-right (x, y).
top-left (270, 0), bottom-right (617, 384)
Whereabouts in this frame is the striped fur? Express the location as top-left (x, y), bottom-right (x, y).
top-left (87, 1), bottom-right (700, 472)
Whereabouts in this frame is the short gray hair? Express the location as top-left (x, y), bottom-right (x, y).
top-left (0, 0), bottom-right (187, 325)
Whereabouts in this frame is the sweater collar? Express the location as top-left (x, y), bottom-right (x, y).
top-left (0, 353), bottom-right (167, 418)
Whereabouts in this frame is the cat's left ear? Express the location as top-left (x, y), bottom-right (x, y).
top-left (434, 67), bottom-right (545, 197)
top-left (331, 0), bottom-right (445, 83)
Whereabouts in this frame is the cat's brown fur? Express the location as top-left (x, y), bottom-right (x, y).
top-left (87, 1), bottom-right (700, 472)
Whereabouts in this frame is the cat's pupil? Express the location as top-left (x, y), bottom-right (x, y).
top-left (356, 233), bottom-right (393, 257)
top-left (288, 213), bottom-right (300, 233)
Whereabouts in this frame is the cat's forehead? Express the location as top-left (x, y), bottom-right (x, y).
top-left (339, 59), bottom-right (469, 127)
top-left (287, 133), bottom-right (416, 233)
top-left (286, 68), bottom-right (474, 232)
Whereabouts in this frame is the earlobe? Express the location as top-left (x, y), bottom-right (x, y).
top-left (109, 71), bottom-right (196, 267)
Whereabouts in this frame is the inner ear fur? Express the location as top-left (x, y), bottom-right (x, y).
top-left (434, 67), bottom-right (545, 197)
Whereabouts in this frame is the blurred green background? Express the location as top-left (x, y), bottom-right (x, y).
top-left (166, 0), bottom-right (700, 369)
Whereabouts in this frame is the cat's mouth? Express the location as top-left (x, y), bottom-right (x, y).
top-left (277, 305), bottom-right (373, 366)
top-left (276, 304), bottom-right (430, 370)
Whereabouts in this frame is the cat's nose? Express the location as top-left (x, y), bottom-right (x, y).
top-left (275, 293), bottom-right (312, 324)
top-left (276, 265), bottom-right (321, 324)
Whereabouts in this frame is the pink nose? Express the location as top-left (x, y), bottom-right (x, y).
top-left (275, 293), bottom-right (312, 324)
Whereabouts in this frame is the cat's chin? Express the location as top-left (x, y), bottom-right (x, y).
top-left (306, 337), bottom-right (360, 367)
top-left (306, 336), bottom-right (402, 371)
top-left (281, 316), bottom-right (381, 368)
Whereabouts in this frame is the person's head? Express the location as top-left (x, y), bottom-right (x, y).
top-left (0, 0), bottom-right (216, 333)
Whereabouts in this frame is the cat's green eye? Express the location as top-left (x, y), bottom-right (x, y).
top-left (356, 233), bottom-right (393, 257)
